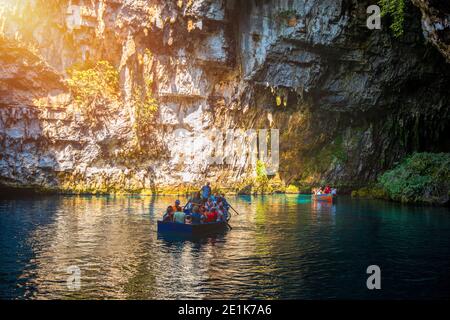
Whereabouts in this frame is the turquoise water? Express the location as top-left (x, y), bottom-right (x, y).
top-left (0, 194), bottom-right (449, 299)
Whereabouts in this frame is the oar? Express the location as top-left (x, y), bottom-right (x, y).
top-left (182, 199), bottom-right (191, 209)
top-left (228, 204), bottom-right (240, 215)
top-left (226, 221), bottom-right (233, 230)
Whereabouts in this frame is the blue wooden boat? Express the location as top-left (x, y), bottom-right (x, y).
top-left (157, 221), bottom-right (228, 236)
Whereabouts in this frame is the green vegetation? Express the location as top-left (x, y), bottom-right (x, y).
top-left (275, 9), bottom-right (298, 27)
top-left (277, 9), bottom-right (297, 20)
top-left (131, 50), bottom-right (160, 160)
top-left (303, 135), bottom-right (347, 177)
top-left (351, 186), bottom-right (388, 199)
top-left (57, 170), bottom-right (201, 195)
top-left (132, 78), bottom-right (158, 139)
top-left (255, 159), bottom-right (269, 192)
top-left (67, 58), bottom-right (161, 162)
top-left (379, 152), bottom-right (450, 204)
top-left (379, 0), bottom-right (406, 37)
top-left (67, 60), bottom-right (120, 111)
top-left (119, 77), bottom-right (161, 163)
top-left (285, 184), bottom-right (300, 194)
top-left (234, 160), bottom-right (285, 194)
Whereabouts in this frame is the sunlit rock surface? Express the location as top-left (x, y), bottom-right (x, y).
top-left (0, 0), bottom-right (449, 193)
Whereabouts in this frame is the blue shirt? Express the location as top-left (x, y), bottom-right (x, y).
top-left (221, 197), bottom-right (230, 209)
top-left (191, 212), bottom-right (204, 224)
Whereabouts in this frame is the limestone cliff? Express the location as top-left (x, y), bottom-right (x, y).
top-left (0, 0), bottom-right (449, 194)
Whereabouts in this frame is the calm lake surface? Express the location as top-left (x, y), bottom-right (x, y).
top-left (0, 194), bottom-right (449, 299)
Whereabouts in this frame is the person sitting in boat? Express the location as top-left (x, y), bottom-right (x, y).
top-left (215, 196), bottom-right (222, 208)
top-left (217, 202), bottom-right (228, 221)
top-left (214, 193), bottom-right (227, 208)
top-left (191, 191), bottom-right (203, 207)
top-left (205, 207), bottom-right (218, 223)
top-left (162, 206), bottom-right (174, 222)
top-left (183, 192), bottom-right (199, 214)
top-left (205, 198), bottom-right (215, 211)
top-left (216, 206), bottom-right (226, 222)
top-left (191, 205), bottom-right (205, 224)
top-left (183, 201), bottom-right (192, 214)
top-left (173, 209), bottom-right (186, 224)
top-left (324, 186), bottom-right (331, 194)
top-left (201, 182), bottom-right (211, 201)
top-left (331, 188), bottom-right (337, 195)
top-left (172, 199), bottom-right (182, 212)
top-left (219, 194), bottom-right (230, 210)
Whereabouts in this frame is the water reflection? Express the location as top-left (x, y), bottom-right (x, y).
top-left (0, 194), bottom-right (449, 299)
top-left (18, 196), bottom-right (155, 299)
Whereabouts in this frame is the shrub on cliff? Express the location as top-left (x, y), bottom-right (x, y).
top-left (255, 160), bottom-right (269, 192)
top-left (118, 78), bottom-right (162, 163)
top-left (379, 152), bottom-right (450, 205)
top-left (66, 60), bottom-right (120, 118)
top-left (132, 78), bottom-right (158, 138)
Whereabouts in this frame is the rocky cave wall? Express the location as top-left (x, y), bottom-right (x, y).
top-left (0, 0), bottom-right (449, 193)
top-left (412, 0), bottom-right (450, 62)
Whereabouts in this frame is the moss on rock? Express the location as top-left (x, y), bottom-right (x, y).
top-left (378, 152), bottom-right (450, 205)
top-left (351, 185), bottom-right (388, 199)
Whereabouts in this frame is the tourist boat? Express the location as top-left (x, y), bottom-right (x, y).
top-left (311, 193), bottom-right (335, 203)
top-left (157, 221), bottom-right (228, 236)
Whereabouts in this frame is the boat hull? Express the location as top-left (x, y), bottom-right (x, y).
top-left (312, 194), bottom-right (335, 203)
top-left (157, 221), bottom-right (228, 236)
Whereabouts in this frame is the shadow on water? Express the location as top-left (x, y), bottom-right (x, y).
top-left (0, 195), bottom-right (63, 299)
top-left (157, 232), bottom-right (228, 246)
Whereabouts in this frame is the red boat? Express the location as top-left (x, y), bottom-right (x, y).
top-left (311, 193), bottom-right (335, 203)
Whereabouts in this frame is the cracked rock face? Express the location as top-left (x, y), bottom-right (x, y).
top-left (0, 0), bottom-right (449, 193)
top-left (412, 0), bottom-right (450, 62)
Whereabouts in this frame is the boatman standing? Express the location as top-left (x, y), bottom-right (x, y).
top-left (200, 182), bottom-right (211, 201)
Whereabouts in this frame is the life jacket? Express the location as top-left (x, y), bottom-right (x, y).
top-left (171, 205), bottom-right (182, 212)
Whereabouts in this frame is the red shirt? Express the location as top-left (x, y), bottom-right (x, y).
top-left (206, 211), bottom-right (217, 222)
top-left (324, 187), bottom-right (331, 194)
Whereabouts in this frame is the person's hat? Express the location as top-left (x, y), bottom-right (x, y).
top-left (175, 200), bottom-right (180, 205)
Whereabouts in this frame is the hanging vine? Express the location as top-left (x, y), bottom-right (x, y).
top-left (379, 0), bottom-right (406, 37)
